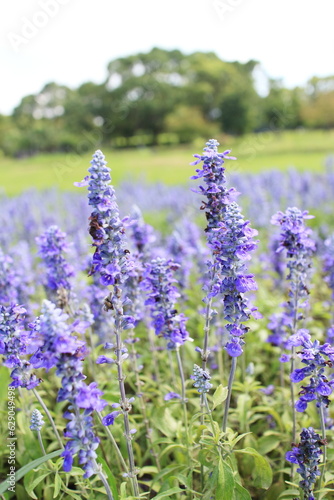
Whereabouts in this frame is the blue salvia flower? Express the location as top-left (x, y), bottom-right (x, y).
top-left (191, 364), bottom-right (213, 394)
top-left (29, 300), bottom-right (106, 477)
top-left (267, 313), bottom-right (291, 347)
top-left (287, 330), bottom-right (334, 412)
top-left (0, 304), bottom-right (28, 368)
top-left (286, 427), bottom-right (324, 500)
top-left (270, 208), bottom-right (315, 355)
top-left (208, 202), bottom-right (259, 357)
top-left (192, 141), bottom-right (259, 358)
top-left (128, 205), bottom-right (156, 258)
top-left (30, 409), bottom-right (45, 431)
top-left (75, 149), bottom-right (133, 287)
top-left (36, 225), bottom-right (74, 298)
top-left (217, 202), bottom-right (259, 356)
top-left (0, 250), bottom-right (20, 305)
top-left (0, 304), bottom-right (40, 389)
top-left (191, 139), bottom-right (238, 293)
top-left (323, 234), bottom-right (334, 298)
top-left (141, 258), bottom-right (190, 350)
top-left (191, 139), bottom-right (238, 237)
top-left (271, 208), bottom-right (315, 313)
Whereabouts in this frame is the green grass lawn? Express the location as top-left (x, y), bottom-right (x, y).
top-left (1, 129), bottom-right (334, 195)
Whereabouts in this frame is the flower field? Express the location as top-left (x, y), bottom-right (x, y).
top-left (1, 141), bottom-right (334, 499)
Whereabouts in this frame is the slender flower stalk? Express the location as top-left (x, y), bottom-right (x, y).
top-left (128, 334), bottom-right (161, 471)
top-left (141, 257), bottom-right (191, 477)
top-left (191, 141), bottom-right (259, 432)
top-left (271, 207), bottom-right (315, 446)
top-left (75, 150), bottom-right (139, 497)
top-left (32, 387), bottom-right (63, 450)
top-left (96, 410), bottom-right (129, 474)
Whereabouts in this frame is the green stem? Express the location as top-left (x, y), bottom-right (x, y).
top-left (200, 297), bottom-right (213, 491)
top-left (290, 346), bottom-right (296, 444)
top-left (37, 430), bottom-right (46, 455)
top-left (114, 321), bottom-right (140, 498)
top-left (203, 395), bottom-right (222, 461)
top-left (130, 338), bottom-right (161, 472)
top-left (148, 325), bottom-right (160, 383)
top-left (175, 346), bottom-right (192, 499)
top-left (92, 459), bottom-right (114, 500)
top-left (318, 405), bottom-right (327, 498)
top-left (32, 388), bottom-right (63, 450)
top-left (96, 411), bottom-right (129, 474)
top-left (222, 357), bottom-right (237, 432)
top-left (175, 347), bottom-right (190, 449)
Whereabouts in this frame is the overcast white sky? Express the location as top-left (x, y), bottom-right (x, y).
top-left (1, 0), bottom-right (333, 115)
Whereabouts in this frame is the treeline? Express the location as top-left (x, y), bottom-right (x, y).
top-left (2, 47), bottom-right (334, 156)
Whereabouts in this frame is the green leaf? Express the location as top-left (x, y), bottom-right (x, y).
top-left (168, 473), bottom-right (191, 489)
top-left (150, 407), bottom-right (178, 437)
top-left (151, 487), bottom-right (185, 499)
top-left (215, 459), bottom-right (235, 499)
top-left (277, 489), bottom-right (300, 499)
top-left (233, 482), bottom-right (252, 500)
top-left (0, 449), bottom-right (62, 495)
top-left (98, 456), bottom-right (119, 500)
top-left (151, 465), bottom-right (185, 486)
top-left (212, 385), bottom-right (228, 410)
top-left (53, 473), bottom-right (61, 498)
top-left (235, 447), bottom-right (272, 489)
top-left (24, 471), bottom-right (50, 499)
top-left (258, 435), bottom-right (281, 455)
top-left (120, 481), bottom-right (128, 500)
top-left (160, 443), bottom-right (186, 459)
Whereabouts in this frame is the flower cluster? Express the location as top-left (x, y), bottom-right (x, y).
top-left (209, 202), bottom-right (259, 357)
top-left (75, 150), bottom-right (133, 287)
top-left (141, 258), bottom-right (190, 349)
top-left (323, 234), bottom-right (334, 297)
top-left (30, 409), bottom-right (45, 431)
top-left (286, 427), bottom-right (324, 500)
top-left (29, 300), bottom-right (106, 477)
top-left (36, 225), bottom-right (74, 294)
top-left (128, 205), bottom-right (156, 258)
top-left (271, 208), bottom-right (315, 330)
top-left (287, 330), bottom-right (334, 412)
top-left (192, 141), bottom-right (259, 357)
top-left (191, 139), bottom-right (237, 235)
top-left (0, 304), bottom-right (28, 368)
top-left (191, 365), bottom-right (213, 394)
top-left (0, 304), bottom-right (40, 389)
top-left (0, 250), bottom-right (20, 305)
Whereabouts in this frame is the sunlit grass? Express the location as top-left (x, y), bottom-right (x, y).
top-left (1, 129), bottom-right (333, 195)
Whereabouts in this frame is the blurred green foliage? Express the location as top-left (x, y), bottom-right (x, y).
top-left (1, 47), bottom-right (334, 157)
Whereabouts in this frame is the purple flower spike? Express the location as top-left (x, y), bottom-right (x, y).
top-left (141, 258), bottom-right (190, 350)
top-left (192, 142), bottom-right (259, 359)
top-left (286, 427), bottom-right (323, 499)
top-left (75, 150), bottom-right (133, 286)
top-left (36, 225), bottom-right (74, 294)
top-left (290, 334), bottom-right (334, 412)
